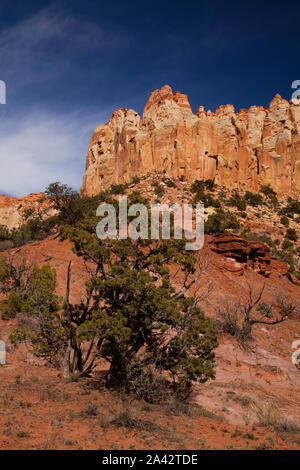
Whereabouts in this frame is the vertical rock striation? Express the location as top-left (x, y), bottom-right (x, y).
top-left (81, 85), bottom-right (300, 197)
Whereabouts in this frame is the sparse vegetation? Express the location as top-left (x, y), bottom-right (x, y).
top-left (285, 228), bottom-right (298, 242)
top-left (244, 191), bottom-right (263, 207)
top-left (205, 210), bottom-right (240, 234)
top-left (217, 283), bottom-right (298, 346)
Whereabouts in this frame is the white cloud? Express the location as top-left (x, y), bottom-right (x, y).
top-left (0, 5), bottom-right (127, 197)
top-left (0, 108), bottom-right (110, 197)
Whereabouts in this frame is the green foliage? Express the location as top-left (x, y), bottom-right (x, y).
top-left (280, 198), bottom-right (300, 217)
top-left (110, 183), bottom-right (129, 195)
top-left (205, 210), bottom-right (240, 234)
top-left (0, 255), bottom-right (10, 283)
top-left (56, 198), bottom-right (218, 391)
top-left (0, 225), bottom-right (10, 241)
top-left (271, 247), bottom-right (295, 272)
top-left (151, 181), bottom-right (165, 198)
top-left (282, 239), bottom-right (293, 250)
top-left (0, 182), bottom-right (131, 252)
top-left (163, 178), bottom-right (177, 188)
top-left (280, 215), bottom-right (290, 227)
top-left (260, 184), bottom-right (277, 199)
top-left (244, 191), bottom-right (263, 207)
top-left (227, 191), bottom-right (247, 211)
top-left (190, 180), bottom-right (219, 208)
top-left (257, 302), bottom-right (273, 319)
top-left (3, 188), bottom-right (219, 392)
top-left (239, 229), bottom-right (274, 248)
top-left (44, 182), bottom-right (77, 211)
top-left (1, 263), bottom-right (63, 365)
top-left (130, 176), bottom-right (141, 185)
top-left (285, 228), bottom-right (298, 241)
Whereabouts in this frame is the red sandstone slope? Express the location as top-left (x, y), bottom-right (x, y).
top-left (0, 176), bottom-right (300, 449)
top-left (0, 229), bottom-right (299, 449)
top-left (81, 85), bottom-right (300, 197)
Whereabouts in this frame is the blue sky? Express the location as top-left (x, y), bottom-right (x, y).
top-left (0, 0), bottom-right (299, 196)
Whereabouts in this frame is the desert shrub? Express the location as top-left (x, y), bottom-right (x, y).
top-left (110, 410), bottom-right (160, 432)
top-left (260, 184), bottom-right (277, 199)
top-left (205, 210), bottom-right (240, 234)
top-left (217, 306), bottom-right (252, 345)
top-left (280, 198), bottom-right (300, 217)
top-left (280, 215), bottom-right (290, 227)
top-left (217, 284), bottom-right (297, 346)
top-left (0, 240), bottom-right (14, 251)
top-left (2, 263), bottom-right (64, 366)
top-left (286, 228), bottom-right (298, 241)
top-left (127, 190), bottom-right (149, 207)
top-left (282, 239), bottom-right (293, 250)
top-left (257, 302), bottom-right (273, 318)
top-left (109, 183), bottom-right (129, 195)
top-left (260, 235), bottom-right (274, 248)
top-left (239, 229), bottom-right (260, 242)
top-left (239, 229), bottom-right (274, 247)
top-left (227, 191), bottom-right (247, 211)
top-left (130, 176), bottom-right (141, 185)
top-left (190, 180), bottom-right (219, 208)
top-left (84, 405), bottom-right (99, 417)
top-left (126, 362), bottom-right (170, 403)
top-left (244, 191), bottom-right (263, 207)
top-left (256, 403), bottom-right (299, 433)
top-left (272, 247), bottom-right (295, 271)
top-left (163, 177), bottom-right (177, 188)
top-left (0, 225), bottom-right (11, 241)
top-left (153, 183), bottom-right (165, 197)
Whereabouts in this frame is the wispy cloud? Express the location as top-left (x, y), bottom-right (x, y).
top-left (0, 5), bottom-right (129, 197)
top-left (0, 107), bottom-right (110, 197)
top-left (0, 5), bottom-right (129, 86)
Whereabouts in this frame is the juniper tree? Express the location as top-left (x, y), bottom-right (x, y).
top-left (57, 195), bottom-right (218, 392)
top-left (0, 258), bottom-right (64, 366)
top-left (1, 193), bottom-right (218, 397)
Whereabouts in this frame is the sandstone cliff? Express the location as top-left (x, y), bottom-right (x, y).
top-left (81, 85), bottom-right (300, 197)
top-left (0, 193), bottom-right (50, 230)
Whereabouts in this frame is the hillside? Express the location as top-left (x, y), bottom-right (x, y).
top-left (0, 176), bottom-right (300, 450)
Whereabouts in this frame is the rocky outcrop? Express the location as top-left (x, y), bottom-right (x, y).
top-left (209, 233), bottom-right (289, 277)
top-left (81, 85), bottom-right (300, 197)
top-left (0, 193), bottom-right (51, 230)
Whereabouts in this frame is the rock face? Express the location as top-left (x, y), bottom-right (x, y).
top-left (0, 193), bottom-right (50, 230)
top-left (209, 233), bottom-right (289, 277)
top-left (81, 85), bottom-right (300, 197)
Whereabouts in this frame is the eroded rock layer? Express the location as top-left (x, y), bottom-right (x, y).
top-left (81, 85), bottom-right (300, 197)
